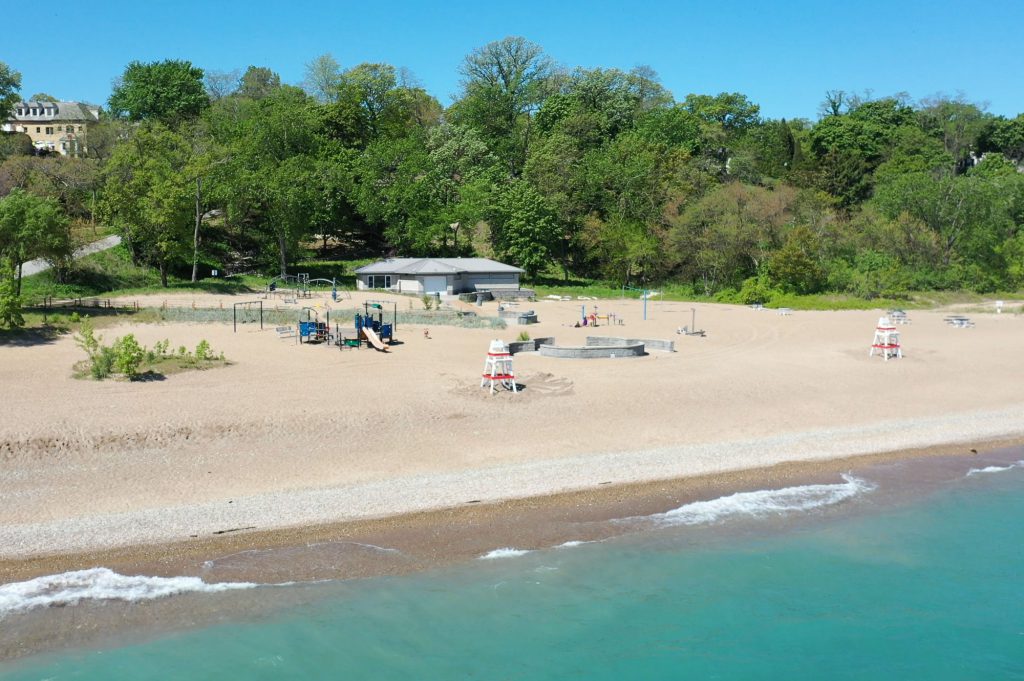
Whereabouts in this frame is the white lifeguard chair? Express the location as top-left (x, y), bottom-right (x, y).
top-left (481, 339), bottom-right (517, 394)
top-left (869, 316), bottom-right (902, 361)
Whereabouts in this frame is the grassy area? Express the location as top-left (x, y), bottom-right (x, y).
top-left (528, 273), bottom-right (1024, 311)
top-left (16, 247), bottom-right (1024, 315)
top-left (20, 246), bottom-right (261, 304)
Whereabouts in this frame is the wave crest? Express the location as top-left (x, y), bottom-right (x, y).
top-left (638, 474), bottom-right (874, 527)
top-left (967, 460), bottom-right (1024, 477)
top-left (479, 548), bottom-right (532, 560)
top-left (0, 568), bottom-right (256, 618)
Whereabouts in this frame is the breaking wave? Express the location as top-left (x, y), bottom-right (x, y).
top-left (0, 568), bottom-right (257, 618)
top-left (627, 475), bottom-right (874, 527)
top-left (479, 548), bottom-right (532, 560)
top-left (967, 460), bottom-right (1024, 477)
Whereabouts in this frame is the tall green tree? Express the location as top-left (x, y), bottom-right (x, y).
top-left (108, 60), bottom-right (209, 125)
top-left (0, 61), bottom-right (21, 121)
top-left (0, 188), bottom-right (70, 308)
top-left (238, 66), bottom-right (281, 100)
top-left (455, 36), bottom-right (553, 176)
top-left (100, 123), bottom-right (194, 285)
top-left (487, 180), bottom-right (558, 279)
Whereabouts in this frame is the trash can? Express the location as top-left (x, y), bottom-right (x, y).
top-left (475, 293), bottom-right (485, 306)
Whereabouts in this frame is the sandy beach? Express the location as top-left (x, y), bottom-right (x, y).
top-left (2, 292), bottom-right (1023, 579)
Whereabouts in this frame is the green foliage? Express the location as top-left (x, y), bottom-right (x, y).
top-left (422, 295), bottom-right (433, 310)
top-left (112, 334), bottom-right (145, 378)
top-left (0, 257), bottom-right (23, 329)
top-left (488, 180), bottom-right (558, 279)
top-left (0, 61), bottom-right (21, 122)
top-left (516, 331), bottom-right (531, 341)
top-left (55, 46), bottom-right (1024, 308)
top-left (108, 59), bottom-right (209, 124)
top-left (73, 324), bottom-right (225, 380)
top-left (194, 339), bottom-right (212, 361)
top-left (770, 226), bottom-right (826, 294)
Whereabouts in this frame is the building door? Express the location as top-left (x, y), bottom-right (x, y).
top-left (423, 276), bottom-right (447, 294)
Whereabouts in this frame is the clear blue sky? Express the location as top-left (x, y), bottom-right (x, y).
top-left (4, 0), bottom-right (1022, 120)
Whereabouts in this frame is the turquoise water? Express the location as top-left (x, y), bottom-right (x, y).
top-left (3, 462), bottom-right (1024, 680)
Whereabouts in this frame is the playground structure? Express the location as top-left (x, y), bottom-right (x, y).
top-left (869, 316), bottom-right (902, 361)
top-left (578, 304), bottom-right (620, 328)
top-left (481, 339), bottom-right (517, 394)
top-left (232, 300), bottom-right (264, 332)
top-left (354, 300), bottom-right (397, 351)
top-left (298, 306), bottom-right (331, 343)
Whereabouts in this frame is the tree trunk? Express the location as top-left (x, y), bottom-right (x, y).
top-left (16, 262), bottom-right (22, 296)
top-left (278, 233), bottom-right (288, 277)
top-left (191, 177), bottom-right (202, 282)
top-left (159, 261), bottom-right (168, 288)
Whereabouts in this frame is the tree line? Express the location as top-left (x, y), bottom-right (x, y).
top-left (1, 38), bottom-right (1024, 325)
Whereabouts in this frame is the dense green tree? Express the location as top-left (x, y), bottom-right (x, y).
top-left (980, 114), bottom-right (1024, 164)
top-left (771, 225), bottom-right (825, 293)
top-left (487, 180), bottom-right (558, 278)
top-left (0, 61), bottom-right (21, 122)
top-left (682, 92), bottom-right (760, 133)
top-left (238, 66), bottom-right (281, 100)
top-left (108, 60), bottom-right (209, 125)
top-left (455, 36), bottom-right (553, 176)
top-left (29, 92), bottom-right (57, 102)
top-left (0, 188), bottom-right (71, 303)
top-left (917, 96), bottom-right (988, 171)
top-left (100, 123), bottom-right (194, 285)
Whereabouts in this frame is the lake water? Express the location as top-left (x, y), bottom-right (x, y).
top-left (2, 453), bottom-right (1023, 679)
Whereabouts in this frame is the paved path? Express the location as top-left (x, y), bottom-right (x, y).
top-left (20, 235), bottom-right (122, 277)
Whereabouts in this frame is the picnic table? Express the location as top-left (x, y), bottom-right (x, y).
top-left (944, 315), bottom-right (975, 328)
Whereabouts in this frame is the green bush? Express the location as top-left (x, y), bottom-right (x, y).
top-left (517, 331), bottom-right (531, 341)
top-left (113, 334), bottom-right (145, 378)
top-left (422, 295), bottom-right (434, 311)
top-left (736, 275), bottom-right (779, 305)
top-left (91, 346), bottom-right (116, 380)
top-left (195, 339), bottom-right (212, 361)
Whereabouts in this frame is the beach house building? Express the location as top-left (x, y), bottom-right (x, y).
top-left (354, 258), bottom-right (523, 295)
top-left (2, 100), bottom-right (101, 156)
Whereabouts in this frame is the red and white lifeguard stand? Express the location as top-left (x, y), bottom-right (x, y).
top-left (869, 316), bottom-right (902, 361)
top-left (481, 339), bottom-right (517, 394)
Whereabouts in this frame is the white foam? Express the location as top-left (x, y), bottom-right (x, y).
top-left (967, 460), bottom-right (1024, 476)
top-left (630, 474), bottom-right (874, 527)
top-left (479, 548), bottom-right (532, 560)
top-left (0, 568), bottom-right (257, 618)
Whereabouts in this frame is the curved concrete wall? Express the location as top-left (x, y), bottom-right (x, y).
top-left (538, 343), bottom-right (645, 358)
top-left (586, 336), bottom-right (675, 352)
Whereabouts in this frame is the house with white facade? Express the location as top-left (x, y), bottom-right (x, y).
top-left (354, 258), bottom-right (523, 295)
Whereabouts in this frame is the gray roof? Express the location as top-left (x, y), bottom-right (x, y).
top-left (356, 258), bottom-right (524, 276)
top-left (9, 101), bottom-right (101, 122)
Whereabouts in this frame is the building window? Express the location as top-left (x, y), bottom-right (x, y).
top-left (78, 126), bottom-right (83, 132)
top-left (367, 275), bottom-right (392, 289)
top-left (45, 127), bottom-right (54, 135)
top-left (36, 127), bottom-right (41, 133)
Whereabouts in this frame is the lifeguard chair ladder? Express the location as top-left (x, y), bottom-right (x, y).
top-left (870, 317), bottom-right (902, 361)
top-left (481, 340), bottom-right (518, 394)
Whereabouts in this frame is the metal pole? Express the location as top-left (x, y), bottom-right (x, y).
top-left (643, 290), bottom-right (647, 321)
